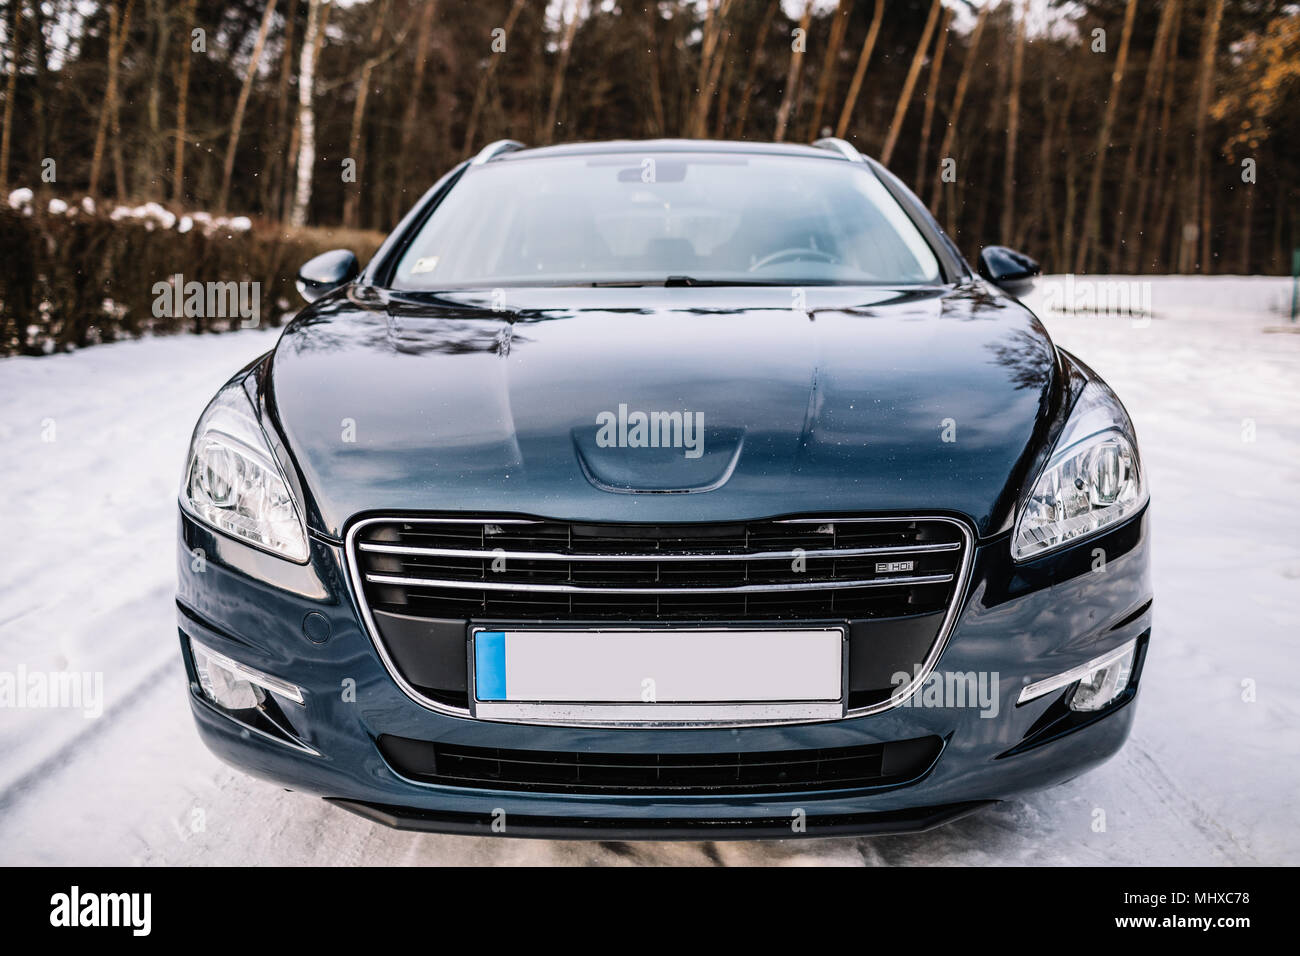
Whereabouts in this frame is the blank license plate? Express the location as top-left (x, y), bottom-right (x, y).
top-left (473, 628), bottom-right (843, 704)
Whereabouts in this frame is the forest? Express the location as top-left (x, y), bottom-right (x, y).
top-left (0, 0), bottom-right (1297, 276)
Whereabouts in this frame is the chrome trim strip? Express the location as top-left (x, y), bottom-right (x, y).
top-left (469, 139), bottom-right (525, 166)
top-left (1017, 640), bottom-right (1138, 705)
top-left (357, 540), bottom-right (961, 562)
top-left (363, 572), bottom-right (954, 594)
top-left (342, 514), bottom-right (976, 726)
top-left (811, 136), bottom-right (866, 163)
top-left (472, 701), bottom-right (846, 726)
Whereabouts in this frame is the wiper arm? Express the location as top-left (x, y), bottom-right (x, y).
top-left (583, 276), bottom-right (794, 288)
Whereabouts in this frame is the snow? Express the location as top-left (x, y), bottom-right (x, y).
top-left (8, 192), bottom-right (251, 237)
top-left (1, 282), bottom-right (1298, 865)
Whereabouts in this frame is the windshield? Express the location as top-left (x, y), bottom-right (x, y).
top-left (390, 152), bottom-right (943, 288)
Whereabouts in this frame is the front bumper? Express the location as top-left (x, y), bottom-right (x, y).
top-left (176, 506), bottom-right (1152, 840)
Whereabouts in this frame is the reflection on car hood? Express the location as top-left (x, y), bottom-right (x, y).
top-left (268, 284), bottom-right (1060, 539)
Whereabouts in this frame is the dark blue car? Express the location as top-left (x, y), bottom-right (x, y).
top-left (176, 139), bottom-right (1151, 839)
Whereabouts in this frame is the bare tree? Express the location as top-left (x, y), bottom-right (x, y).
top-left (731, 0), bottom-right (778, 138)
top-left (542, 0), bottom-right (582, 144)
top-left (142, 0), bottom-right (171, 199)
top-left (88, 0), bottom-right (136, 199)
top-left (0, 0), bottom-right (20, 195)
top-left (929, 2), bottom-right (987, 211)
top-left (172, 0), bottom-right (197, 205)
top-left (1075, 0), bottom-right (1138, 273)
top-left (773, 0), bottom-right (813, 142)
top-left (915, 2), bottom-right (952, 193)
top-left (695, 3), bottom-right (734, 137)
top-left (688, 0), bottom-right (732, 137)
top-left (1001, 0), bottom-right (1026, 243)
top-left (343, 0), bottom-right (393, 226)
top-left (390, 0), bottom-right (439, 220)
top-left (290, 0), bottom-right (327, 227)
top-left (1110, 0), bottom-right (1179, 269)
top-left (835, 0), bottom-right (884, 139)
top-left (880, 0), bottom-right (941, 166)
top-left (462, 0), bottom-right (527, 153)
top-left (1181, 0), bottom-right (1226, 273)
top-left (219, 0), bottom-right (278, 213)
top-left (643, 1), bottom-right (666, 135)
top-left (268, 0), bottom-right (297, 218)
top-left (806, 0), bottom-right (851, 141)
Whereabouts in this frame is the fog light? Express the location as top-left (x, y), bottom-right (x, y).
top-left (190, 639), bottom-right (303, 710)
top-left (1068, 644), bottom-right (1135, 712)
top-left (1018, 639), bottom-right (1137, 707)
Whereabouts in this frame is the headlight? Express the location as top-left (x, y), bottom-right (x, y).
top-left (1012, 380), bottom-right (1147, 560)
top-left (181, 380), bottom-right (309, 561)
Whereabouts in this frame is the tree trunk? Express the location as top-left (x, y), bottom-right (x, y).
top-left (915, 3), bottom-right (952, 196)
top-left (89, 0), bottom-right (136, 199)
top-left (835, 0), bottom-right (883, 139)
top-left (1031, 70), bottom-right (1056, 261)
top-left (879, 0), bottom-right (941, 166)
top-left (1239, 181), bottom-right (1254, 274)
top-left (712, 29), bottom-right (737, 138)
top-left (970, 31), bottom-right (1009, 250)
top-left (1185, 0), bottom-right (1222, 273)
top-left (269, 0), bottom-right (297, 219)
top-left (343, 0), bottom-right (393, 227)
top-left (173, 0), bottom-right (196, 205)
top-left (144, 0), bottom-right (170, 200)
top-left (1108, 0), bottom-right (1177, 270)
top-left (806, 0), bottom-right (851, 141)
top-left (1074, 0), bottom-right (1138, 273)
top-left (689, 0), bottom-right (732, 137)
top-left (219, 0), bottom-right (278, 213)
top-left (700, 23), bottom-right (733, 137)
top-left (773, 0), bottom-right (813, 142)
top-left (290, 0), bottom-right (326, 227)
top-left (542, 0), bottom-right (582, 144)
top-left (731, 0), bottom-right (778, 139)
top-left (1001, 0), bottom-right (1026, 243)
top-left (644, 2), bottom-right (666, 135)
top-left (30, 0), bottom-right (50, 188)
top-left (0, 0), bottom-right (20, 195)
top-left (1127, 0), bottom-right (1182, 273)
top-left (929, 2), bottom-right (988, 210)
top-left (462, 0), bottom-right (526, 153)
top-left (390, 0), bottom-right (439, 220)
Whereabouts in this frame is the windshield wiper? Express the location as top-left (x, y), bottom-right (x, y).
top-left (584, 276), bottom-right (790, 288)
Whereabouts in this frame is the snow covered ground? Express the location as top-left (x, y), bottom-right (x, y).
top-left (1, 287), bottom-right (1298, 866)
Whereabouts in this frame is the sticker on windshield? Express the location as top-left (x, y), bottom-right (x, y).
top-left (410, 256), bottom-right (440, 274)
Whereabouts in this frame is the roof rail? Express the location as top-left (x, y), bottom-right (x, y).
top-left (811, 137), bottom-right (865, 163)
top-left (470, 139), bottom-right (526, 166)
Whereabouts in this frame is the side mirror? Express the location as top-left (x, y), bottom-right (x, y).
top-left (296, 249), bottom-right (359, 303)
top-left (977, 245), bottom-right (1040, 294)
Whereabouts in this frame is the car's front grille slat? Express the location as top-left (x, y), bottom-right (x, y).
top-left (357, 540), bottom-right (961, 562)
top-left (363, 571), bottom-right (955, 594)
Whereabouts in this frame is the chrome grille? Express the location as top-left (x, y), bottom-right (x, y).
top-left (349, 516), bottom-right (968, 623)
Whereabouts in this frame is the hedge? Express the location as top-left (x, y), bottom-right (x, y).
top-left (0, 200), bottom-right (384, 356)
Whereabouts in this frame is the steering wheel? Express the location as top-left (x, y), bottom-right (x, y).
top-left (748, 246), bottom-right (841, 272)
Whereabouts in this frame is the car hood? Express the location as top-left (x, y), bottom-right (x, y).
top-left (267, 284), bottom-right (1060, 540)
